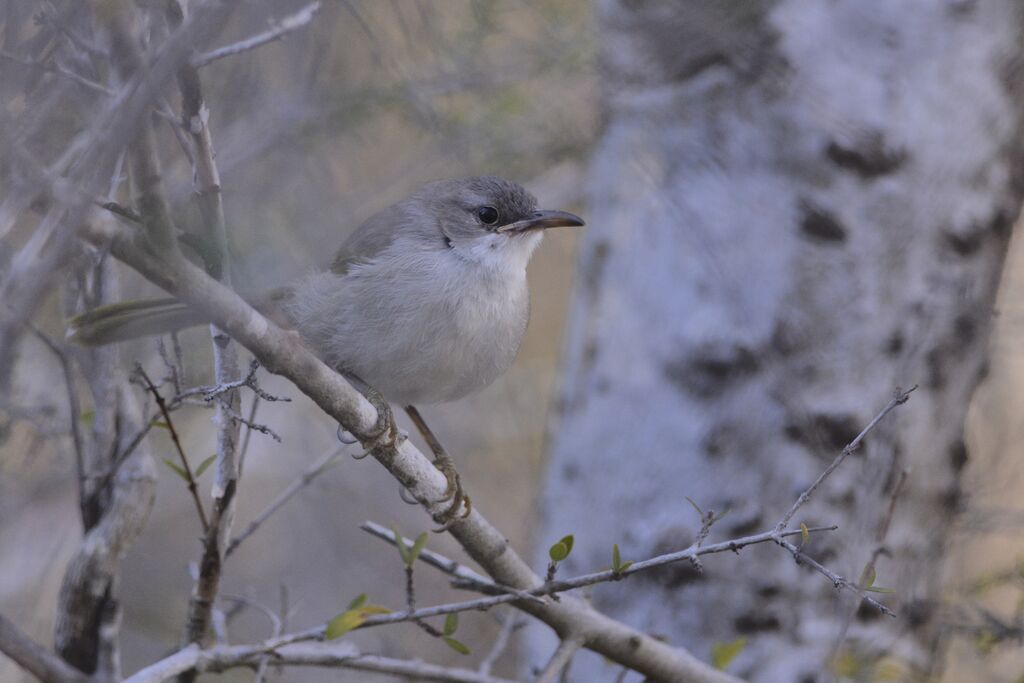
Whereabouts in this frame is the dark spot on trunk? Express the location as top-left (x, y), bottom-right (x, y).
top-left (825, 137), bottom-right (907, 178)
top-left (926, 348), bottom-right (946, 390)
top-left (904, 599), bottom-right (934, 630)
top-left (990, 208), bottom-right (1012, 237)
top-left (949, 440), bottom-right (968, 472)
top-left (628, 635), bottom-right (642, 651)
top-left (664, 343), bottom-right (759, 399)
top-left (785, 413), bottom-right (862, 454)
top-left (954, 313), bottom-right (977, 349)
top-left (941, 487), bottom-right (962, 512)
top-left (725, 513), bottom-right (763, 536)
top-left (583, 240), bottom-right (610, 295)
top-left (886, 331), bottom-right (904, 355)
top-left (799, 200), bottom-right (847, 243)
top-left (943, 229), bottom-right (982, 257)
top-left (856, 599), bottom-right (885, 622)
top-left (734, 612), bottom-right (781, 633)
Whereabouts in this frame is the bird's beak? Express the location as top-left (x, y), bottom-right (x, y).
top-left (497, 209), bottom-right (585, 234)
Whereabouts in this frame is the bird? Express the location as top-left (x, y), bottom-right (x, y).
top-left (69, 176), bottom-right (585, 522)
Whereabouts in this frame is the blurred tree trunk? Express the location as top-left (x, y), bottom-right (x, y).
top-left (534, 1), bottom-right (1024, 680)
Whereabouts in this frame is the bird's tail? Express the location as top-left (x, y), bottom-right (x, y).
top-left (67, 298), bottom-right (209, 346)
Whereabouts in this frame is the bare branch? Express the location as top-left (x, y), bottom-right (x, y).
top-left (478, 610), bottom-right (522, 676)
top-left (534, 635), bottom-right (584, 683)
top-left (0, 612), bottom-right (89, 683)
top-left (776, 385), bottom-right (917, 533)
top-left (134, 366), bottom-right (209, 532)
top-left (123, 641), bottom-right (517, 683)
top-left (191, 2), bottom-right (322, 68)
top-left (226, 447), bottom-right (343, 557)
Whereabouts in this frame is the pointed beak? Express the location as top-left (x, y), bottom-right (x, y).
top-left (496, 209), bottom-right (585, 234)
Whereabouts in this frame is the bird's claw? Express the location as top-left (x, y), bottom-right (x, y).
top-left (431, 455), bottom-right (471, 532)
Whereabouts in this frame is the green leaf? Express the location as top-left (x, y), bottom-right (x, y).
top-left (860, 566), bottom-right (877, 589)
top-left (325, 604), bottom-right (392, 640)
top-left (161, 458), bottom-right (189, 481)
top-left (612, 543), bottom-right (621, 571)
top-left (617, 560), bottom-right (633, 573)
top-left (347, 593), bottom-right (367, 610)
top-left (443, 612), bottom-right (458, 636)
top-left (194, 454), bottom-right (217, 478)
top-left (79, 410), bottom-right (94, 427)
top-left (549, 535), bottom-right (574, 563)
top-left (408, 532), bottom-right (429, 568)
top-left (152, 420), bottom-right (171, 430)
top-left (800, 522), bottom-right (810, 545)
top-left (392, 525), bottom-right (410, 566)
top-left (684, 496), bottom-right (703, 518)
top-left (864, 586), bottom-right (897, 594)
top-left (711, 637), bottom-right (747, 671)
top-left (326, 610), bottom-right (366, 639)
top-left (443, 637), bottom-right (470, 655)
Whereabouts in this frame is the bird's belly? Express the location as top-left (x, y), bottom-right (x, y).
top-left (302, 271), bottom-right (529, 406)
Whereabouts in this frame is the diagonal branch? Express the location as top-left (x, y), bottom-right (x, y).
top-left (191, 2), bottom-right (322, 68)
top-left (0, 613), bottom-right (89, 683)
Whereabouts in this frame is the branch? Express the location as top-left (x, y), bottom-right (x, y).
top-left (191, 2), bottom-right (322, 68)
top-left (123, 642), bottom-right (518, 683)
top-left (225, 447), bottom-right (343, 557)
top-left (775, 385), bottom-right (917, 533)
top-left (534, 635), bottom-right (584, 683)
top-left (102, 241), bottom-right (743, 683)
top-left (134, 366), bottom-right (209, 532)
top-left (0, 613), bottom-right (89, 683)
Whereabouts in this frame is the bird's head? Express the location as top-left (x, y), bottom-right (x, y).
top-left (415, 176), bottom-right (584, 269)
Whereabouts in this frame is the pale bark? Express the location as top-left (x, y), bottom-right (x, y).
top-left (534, 1), bottom-right (1024, 680)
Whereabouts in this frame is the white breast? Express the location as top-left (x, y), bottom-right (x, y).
top-left (286, 236), bottom-right (533, 405)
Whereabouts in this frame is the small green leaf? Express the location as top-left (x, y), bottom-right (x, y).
top-left (443, 612), bottom-right (458, 636)
top-left (408, 532), bottom-right (429, 567)
top-left (864, 586), bottom-right (897, 594)
top-left (617, 560), bottom-right (633, 573)
top-left (443, 637), bottom-right (470, 655)
top-left (361, 605), bottom-right (391, 616)
top-left (549, 535), bottom-right (574, 563)
top-left (711, 637), bottom-right (747, 671)
top-left (861, 566), bottom-right (877, 589)
top-left (326, 610), bottom-right (366, 639)
top-left (347, 593), bottom-right (367, 610)
top-left (612, 543), bottom-right (622, 572)
top-left (392, 525), bottom-right (410, 566)
top-left (325, 604), bottom-right (392, 640)
top-left (161, 458), bottom-right (189, 481)
top-left (684, 496), bottom-right (703, 518)
top-left (79, 410), bottom-right (95, 427)
top-left (194, 454), bottom-right (217, 478)
top-left (800, 522), bottom-right (810, 545)
top-left (152, 420), bottom-right (171, 430)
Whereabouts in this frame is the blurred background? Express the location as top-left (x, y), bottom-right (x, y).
top-left (2, 1), bottom-right (1024, 681)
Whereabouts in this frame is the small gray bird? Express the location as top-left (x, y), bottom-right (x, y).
top-left (70, 176), bottom-right (584, 407)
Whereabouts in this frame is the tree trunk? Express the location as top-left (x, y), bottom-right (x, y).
top-left (532, 1), bottom-right (1024, 680)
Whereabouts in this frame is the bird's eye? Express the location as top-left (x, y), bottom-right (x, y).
top-left (477, 206), bottom-right (499, 225)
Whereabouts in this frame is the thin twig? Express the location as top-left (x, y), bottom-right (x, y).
top-left (226, 448), bottom-right (343, 557)
top-left (191, 2), bottom-right (322, 68)
top-left (534, 636), bottom-right (584, 683)
top-left (0, 612), bottom-right (89, 683)
top-left (478, 610), bottom-right (521, 676)
top-left (776, 386), bottom-right (917, 533)
top-left (134, 366), bottom-right (208, 532)
top-left (30, 326), bottom-right (86, 512)
top-left (775, 538), bottom-right (895, 617)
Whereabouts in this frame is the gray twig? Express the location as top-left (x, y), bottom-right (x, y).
top-left (226, 448), bottom-right (343, 557)
top-left (191, 2), bottom-right (322, 68)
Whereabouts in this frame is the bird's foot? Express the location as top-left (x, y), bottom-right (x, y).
top-left (431, 452), bottom-right (472, 532)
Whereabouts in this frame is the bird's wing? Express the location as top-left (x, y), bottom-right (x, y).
top-left (330, 202), bottom-right (409, 276)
